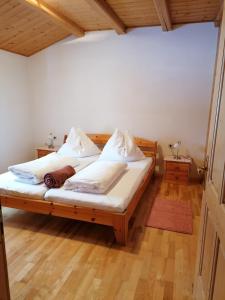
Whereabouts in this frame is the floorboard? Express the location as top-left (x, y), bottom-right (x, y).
top-left (2, 177), bottom-right (202, 300)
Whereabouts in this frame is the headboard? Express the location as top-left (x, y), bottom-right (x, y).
top-left (64, 133), bottom-right (157, 158)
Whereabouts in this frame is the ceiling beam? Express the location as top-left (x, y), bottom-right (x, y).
top-left (215, 0), bottom-right (224, 27)
top-left (85, 0), bottom-right (126, 34)
top-left (24, 0), bottom-right (84, 37)
top-left (153, 0), bottom-right (172, 31)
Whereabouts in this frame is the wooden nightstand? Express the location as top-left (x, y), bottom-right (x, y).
top-left (36, 146), bottom-right (59, 158)
top-left (164, 156), bottom-right (192, 184)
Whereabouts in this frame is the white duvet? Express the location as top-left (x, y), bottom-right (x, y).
top-left (8, 152), bottom-right (79, 184)
top-left (64, 160), bottom-right (127, 194)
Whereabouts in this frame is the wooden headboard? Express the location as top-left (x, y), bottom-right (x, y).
top-left (64, 133), bottom-right (157, 158)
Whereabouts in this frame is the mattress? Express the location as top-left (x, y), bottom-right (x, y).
top-left (0, 155), bottom-right (99, 199)
top-left (44, 157), bottom-right (153, 213)
top-left (0, 172), bottom-right (47, 199)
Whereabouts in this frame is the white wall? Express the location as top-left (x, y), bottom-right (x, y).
top-left (27, 23), bottom-right (217, 175)
top-left (0, 50), bottom-right (33, 173)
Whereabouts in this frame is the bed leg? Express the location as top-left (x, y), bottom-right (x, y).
top-left (113, 215), bottom-right (128, 245)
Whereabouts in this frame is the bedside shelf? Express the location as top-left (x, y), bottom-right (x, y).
top-left (164, 156), bottom-right (192, 184)
top-left (36, 146), bottom-right (60, 158)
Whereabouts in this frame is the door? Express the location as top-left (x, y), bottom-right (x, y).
top-left (194, 3), bottom-right (225, 300)
top-left (0, 205), bottom-right (10, 300)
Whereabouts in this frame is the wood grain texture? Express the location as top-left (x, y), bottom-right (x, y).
top-left (169, 0), bottom-right (221, 25)
top-left (44, 0), bottom-right (111, 31)
top-left (0, 0), bottom-right (70, 56)
top-left (24, 0), bottom-right (84, 37)
top-left (63, 133), bottom-right (158, 157)
top-left (164, 160), bottom-right (191, 184)
top-left (0, 205), bottom-right (10, 300)
top-left (85, 0), bottom-right (126, 34)
top-left (36, 147), bottom-right (58, 158)
top-left (0, 0), bottom-right (221, 56)
top-left (153, 0), bottom-right (172, 31)
top-left (0, 159), bottom-right (155, 245)
top-left (0, 134), bottom-right (157, 245)
top-left (2, 178), bottom-right (202, 299)
top-left (107, 0), bottom-right (159, 27)
top-left (214, 0), bottom-right (224, 27)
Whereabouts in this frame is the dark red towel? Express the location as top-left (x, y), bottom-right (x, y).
top-left (44, 165), bottom-right (75, 188)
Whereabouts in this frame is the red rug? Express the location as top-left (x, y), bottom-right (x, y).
top-left (146, 198), bottom-right (193, 234)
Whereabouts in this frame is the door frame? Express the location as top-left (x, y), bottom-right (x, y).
top-left (0, 205), bottom-right (10, 300)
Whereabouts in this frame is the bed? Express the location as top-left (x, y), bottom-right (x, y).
top-left (0, 134), bottom-right (157, 245)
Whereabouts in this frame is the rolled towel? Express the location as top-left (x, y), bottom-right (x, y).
top-left (9, 152), bottom-right (79, 184)
top-left (44, 165), bottom-right (75, 188)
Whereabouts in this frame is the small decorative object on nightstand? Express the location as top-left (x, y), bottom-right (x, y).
top-left (46, 133), bottom-right (57, 149)
top-left (36, 146), bottom-right (59, 158)
top-left (164, 156), bottom-right (192, 184)
top-left (168, 141), bottom-right (181, 159)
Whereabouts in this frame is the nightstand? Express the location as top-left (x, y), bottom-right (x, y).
top-left (36, 146), bottom-right (59, 158)
top-left (164, 156), bottom-right (192, 184)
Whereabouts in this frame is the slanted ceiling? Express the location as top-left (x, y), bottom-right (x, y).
top-left (0, 0), bottom-right (222, 57)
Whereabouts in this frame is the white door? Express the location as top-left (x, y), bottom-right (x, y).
top-left (194, 4), bottom-right (225, 300)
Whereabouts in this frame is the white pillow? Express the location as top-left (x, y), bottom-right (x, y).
top-left (58, 128), bottom-right (100, 158)
top-left (57, 143), bottom-right (78, 157)
top-left (99, 129), bottom-right (145, 162)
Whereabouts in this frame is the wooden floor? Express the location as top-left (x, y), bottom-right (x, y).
top-left (2, 177), bottom-right (202, 300)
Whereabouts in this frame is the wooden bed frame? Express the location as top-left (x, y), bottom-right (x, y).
top-left (0, 134), bottom-right (157, 245)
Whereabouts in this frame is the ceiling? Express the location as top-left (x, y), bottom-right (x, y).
top-left (0, 0), bottom-right (222, 57)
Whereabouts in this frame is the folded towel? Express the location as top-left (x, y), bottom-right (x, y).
top-left (64, 160), bottom-right (127, 194)
top-left (9, 153), bottom-right (79, 184)
top-left (44, 165), bottom-right (75, 188)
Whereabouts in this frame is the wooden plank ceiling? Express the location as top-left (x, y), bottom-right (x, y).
top-left (0, 0), bottom-right (222, 57)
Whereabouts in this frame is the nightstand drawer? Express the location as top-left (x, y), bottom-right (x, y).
top-left (36, 146), bottom-right (59, 158)
top-left (37, 149), bottom-right (51, 158)
top-left (164, 156), bottom-right (192, 184)
top-left (166, 162), bottom-right (189, 173)
top-left (165, 172), bottom-right (189, 183)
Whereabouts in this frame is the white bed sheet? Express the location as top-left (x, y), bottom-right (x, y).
top-left (0, 155), bottom-right (99, 199)
top-left (44, 157), bottom-right (153, 213)
top-left (0, 172), bottom-right (47, 199)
